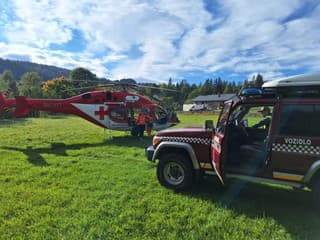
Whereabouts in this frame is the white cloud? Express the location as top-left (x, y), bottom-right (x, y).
top-left (247, 71), bottom-right (285, 82)
top-left (222, 0), bottom-right (301, 23)
top-left (260, 71), bottom-right (285, 81)
top-left (0, 42), bottom-right (110, 78)
top-left (0, 0), bottom-right (319, 81)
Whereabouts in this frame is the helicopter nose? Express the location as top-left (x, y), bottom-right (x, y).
top-left (168, 111), bottom-right (179, 123)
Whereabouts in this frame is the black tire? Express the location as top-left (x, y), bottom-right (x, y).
top-left (157, 152), bottom-right (193, 190)
top-left (312, 178), bottom-right (320, 212)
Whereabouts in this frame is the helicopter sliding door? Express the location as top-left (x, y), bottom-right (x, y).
top-left (109, 106), bottom-right (128, 123)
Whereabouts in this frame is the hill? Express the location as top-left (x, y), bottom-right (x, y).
top-left (0, 58), bottom-right (71, 81)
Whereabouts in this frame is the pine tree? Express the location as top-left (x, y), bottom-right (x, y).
top-left (223, 83), bottom-right (233, 93)
top-left (255, 74), bottom-right (264, 88)
top-left (216, 77), bottom-right (223, 95)
top-left (243, 79), bottom-right (250, 89)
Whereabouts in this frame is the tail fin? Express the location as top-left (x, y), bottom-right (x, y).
top-left (14, 96), bottom-right (30, 117)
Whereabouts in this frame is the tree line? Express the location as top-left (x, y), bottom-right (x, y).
top-left (138, 74), bottom-right (263, 110)
top-left (0, 67), bottom-right (264, 116)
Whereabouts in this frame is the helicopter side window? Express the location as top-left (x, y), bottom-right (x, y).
top-left (110, 107), bottom-right (127, 120)
top-left (82, 93), bottom-right (92, 99)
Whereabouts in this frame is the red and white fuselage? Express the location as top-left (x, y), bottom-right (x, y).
top-left (0, 90), bottom-right (179, 131)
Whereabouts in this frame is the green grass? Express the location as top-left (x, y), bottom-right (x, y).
top-left (0, 114), bottom-right (319, 239)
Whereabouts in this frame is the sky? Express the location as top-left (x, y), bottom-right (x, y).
top-left (0, 0), bottom-right (319, 84)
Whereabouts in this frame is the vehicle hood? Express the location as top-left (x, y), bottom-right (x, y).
top-left (156, 126), bottom-right (211, 138)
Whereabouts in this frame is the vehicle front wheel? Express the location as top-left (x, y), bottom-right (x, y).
top-left (157, 153), bottom-right (193, 190)
top-left (312, 177), bottom-right (320, 212)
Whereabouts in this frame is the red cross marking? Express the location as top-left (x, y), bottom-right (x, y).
top-left (94, 106), bottom-right (108, 120)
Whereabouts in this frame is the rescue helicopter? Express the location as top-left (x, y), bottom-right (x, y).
top-left (0, 79), bottom-right (180, 136)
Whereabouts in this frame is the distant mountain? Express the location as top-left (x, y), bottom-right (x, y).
top-left (0, 58), bottom-right (71, 81)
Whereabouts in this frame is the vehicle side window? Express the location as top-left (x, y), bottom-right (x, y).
top-left (110, 108), bottom-right (127, 120)
top-left (278, 104), bottom-right (320, 137)
top-left (229, 105), bottom-right (273, 129)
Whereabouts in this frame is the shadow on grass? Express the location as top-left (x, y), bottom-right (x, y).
top-left (107, 135), bottom-right (153, 148)
top-left (0, 115), bottom-right (71, 127)
top-left (40, 114), bottom-right (69, 119)
top-left (1, 136), bottom-right (151, 166)
top-left (1, 136), bottom-right (152, 166)
top-left (1, 141), bottom-right (113, 166)
top-left (1, 146), bottom-right (49, 166)
top-left (182, 176), bottom-right (320, 239)
top-left (0, 117), bottom-right (29, 126)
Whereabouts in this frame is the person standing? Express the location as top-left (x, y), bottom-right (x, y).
top-left (146, 113), bottom-right (153, 137)
top-left (136, 110), bottom-right (147, 138)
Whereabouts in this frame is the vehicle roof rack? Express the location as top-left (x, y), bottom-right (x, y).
top-left (262, 73), bottom-right (320, 88)
top-left (261, 73), bottom-right (320, 98)
top-left (263, 86), bottom-right (320, 98)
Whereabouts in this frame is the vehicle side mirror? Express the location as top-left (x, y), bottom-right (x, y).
top-left (205, 120), bottom-right (215, 132)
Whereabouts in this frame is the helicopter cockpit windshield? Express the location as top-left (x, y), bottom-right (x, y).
top-left (153, 106), bottom-right (179, 124)
top-left (154, 106), bottom-right (168, 124)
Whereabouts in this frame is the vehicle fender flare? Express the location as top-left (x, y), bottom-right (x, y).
top-left (303, 160), bottom-right (320, 184)
top-left (152, 141), bottom-right (200, 170)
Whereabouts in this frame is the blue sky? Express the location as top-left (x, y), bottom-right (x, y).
top-left (0, 0), bottom-right (319, 84)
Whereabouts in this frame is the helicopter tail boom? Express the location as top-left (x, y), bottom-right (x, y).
top-left (14, 96), bottom-right (30, 117)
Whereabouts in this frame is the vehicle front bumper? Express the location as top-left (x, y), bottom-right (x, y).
top-left (146, 145), bottom-right (155, 161)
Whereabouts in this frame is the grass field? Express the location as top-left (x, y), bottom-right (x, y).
top-left (0, 114), bottom-right (319, 240)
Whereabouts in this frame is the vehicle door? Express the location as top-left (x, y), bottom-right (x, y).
top-left (269, 101), bottom-right (320, 181)
top-left (211, 101), bottom-right (233, 184)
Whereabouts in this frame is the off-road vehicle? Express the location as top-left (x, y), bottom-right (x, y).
top-left (146, 73), bottom-right (320, 209)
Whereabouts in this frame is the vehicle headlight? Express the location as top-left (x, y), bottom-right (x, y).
top-left (152, 136), bottom-right (161, 146)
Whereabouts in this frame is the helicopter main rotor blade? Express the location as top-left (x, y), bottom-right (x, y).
top-left (138, 85), bottom-right (179, 92)
top-left (69, 79), bottom-right (179, 93)
top-left (72, 79), bottom-right (114, 84)
top-left (61, 85), bottom-right (113, 93)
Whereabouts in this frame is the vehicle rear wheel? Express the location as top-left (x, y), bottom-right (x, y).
top-left (157, 152), bottom-right (193, 190)
top-left (312, 177), bottom-right (320, 212)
